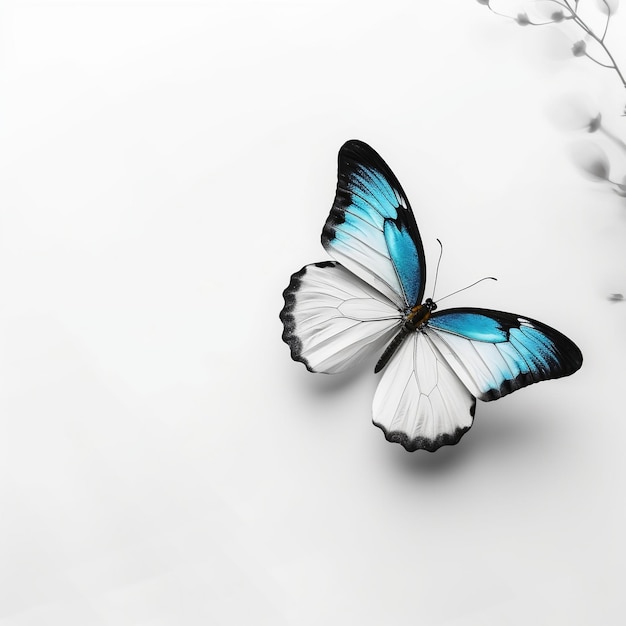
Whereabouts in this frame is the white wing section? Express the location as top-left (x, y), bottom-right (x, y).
top-left (280, 261), bottom-right (402, 374)
top-left (373, 332), bottom-right (476, 451)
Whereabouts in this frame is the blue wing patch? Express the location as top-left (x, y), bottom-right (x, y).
top-left (383, 220), bottom-right (420, 306)
top-left (427, 311), bottom-right (508, 342)
top-left (427, 308), bottom-right (583, 400)
top-left (322, 140), bottom-right (426, 309)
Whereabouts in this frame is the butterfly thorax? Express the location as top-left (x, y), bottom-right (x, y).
top-left (405, 298), bottom-right (437, 331)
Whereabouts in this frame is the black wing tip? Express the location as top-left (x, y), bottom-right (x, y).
top-left (562, 340), bottom-right (584, 375)
top-left (280, 263), bottom-right (336, 373)
top-left (337, 139), bottom-right (394, 178)
top-left (322, 140), bottom-right (391, 249)
top-left (339, 139), bottom-right (376, 158)
top-left (515, 313), bottom-right (584, 379)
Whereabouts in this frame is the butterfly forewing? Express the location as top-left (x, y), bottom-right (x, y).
top-left (321, 140), bottom-right (426, 309)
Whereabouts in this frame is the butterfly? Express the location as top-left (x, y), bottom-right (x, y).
top-left (280, 140), bottom-right (583, 452)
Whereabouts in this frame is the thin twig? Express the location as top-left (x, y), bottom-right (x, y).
top-left (583, 24), bottom-right (626, 87)
top-left (585, 52), bottom-right (615, 69)
top-left (600, 1), bottom-right (611, 42)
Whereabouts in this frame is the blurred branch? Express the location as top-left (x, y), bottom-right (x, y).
top-left (477, 0), bottom-right (626, 297)
top-left (477, 0), bottom-right (626, 92)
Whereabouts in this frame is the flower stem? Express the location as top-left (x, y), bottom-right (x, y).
top-left (599, 126), bottom-right (626, 153)
top-left (585, 52), bottom-right (615, 70)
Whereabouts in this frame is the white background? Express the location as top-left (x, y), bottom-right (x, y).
top-left (1, 1), bottom-right (626, 624)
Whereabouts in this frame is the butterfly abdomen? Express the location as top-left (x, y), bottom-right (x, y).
top-left (374, 299), bottom-right (437, 373)
top-left (375, 325), bottom-right (411, 374)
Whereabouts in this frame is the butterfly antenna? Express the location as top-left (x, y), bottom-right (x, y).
top-left (436, 276), bottom-right (498, 304)
top-left (431, 239), bottom-right (444, 301)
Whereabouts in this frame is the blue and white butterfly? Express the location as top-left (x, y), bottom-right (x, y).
top-left (280, 140), bottom-right (583, 452)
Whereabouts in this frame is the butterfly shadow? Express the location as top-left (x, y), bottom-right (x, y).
top-left (300, 358), bottom-right (378, 397)
top-left (389, 404), bottom-right (559, 476)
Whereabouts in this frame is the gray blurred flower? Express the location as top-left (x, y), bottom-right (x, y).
top-left (588, 113), bottom-right (602, 133)
top-left (614, 175), bottom-right (626, 197)
top-left (571, 141), bottom-right (610, 180)
top-left (572, 41), bottom-right (587, 57)
top-left (548, 94), bottom-right (602, 132)
top-left (595, 0), bottom-right (619, 15)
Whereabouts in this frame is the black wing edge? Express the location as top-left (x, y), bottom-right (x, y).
top-left (321, 140), bottom-right (426, 293)
top-left (430, 307), bottom-right (584, 401)
top-left (373, 403), bottom-right (475, 453)
top-left (279, 261), bottom-right (337, 373)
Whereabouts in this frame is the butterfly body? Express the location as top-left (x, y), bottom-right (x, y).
top-left (280, 140), bottom-right (582, 452)
top-left (374, 299), bottom-right (437, 373)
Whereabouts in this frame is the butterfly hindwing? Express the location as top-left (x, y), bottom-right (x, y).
top-left (425, 308), bottom-right (583, 401)
top-left (280, 261), bottom-right (402, 374)
top-left (372, 331), bottom-right (476, 452)
top-left (322, 140), bottom-right (426, 309)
